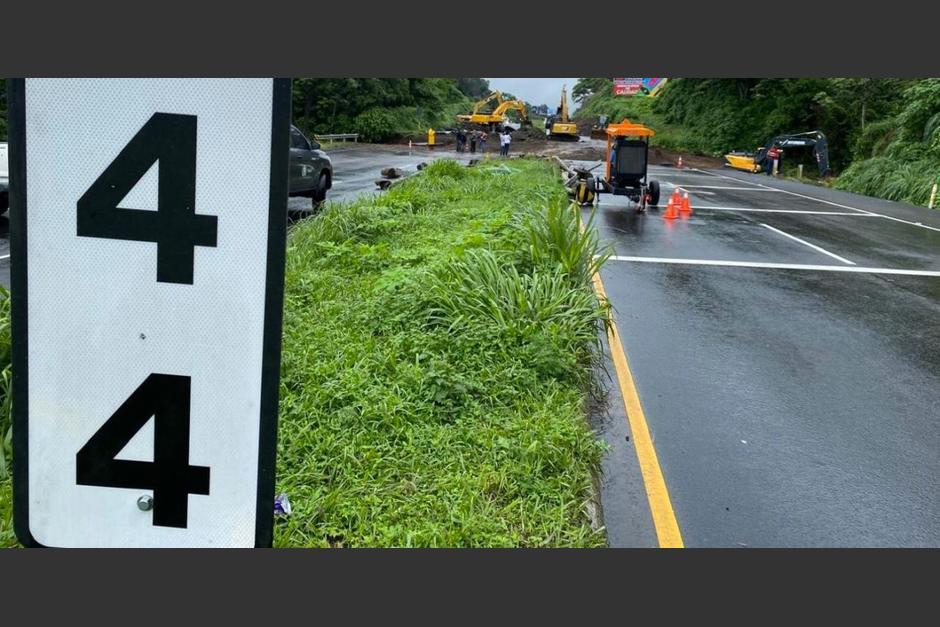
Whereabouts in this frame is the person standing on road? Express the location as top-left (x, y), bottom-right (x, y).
top-left (469, 131), bottom-right (477, 154)
top-left (479, 130), bottom-right (487, 154)
top-left (456, 128), bottom-right (466, 153)
top-left (766, 144), bottom-right (781, 176)
top-left (500, 129), bottom-right (511, 156)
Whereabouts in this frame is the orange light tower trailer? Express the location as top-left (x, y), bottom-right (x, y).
top-left (598, 119), bottom-right (661, 212)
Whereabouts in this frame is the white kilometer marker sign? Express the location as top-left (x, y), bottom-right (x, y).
top-left (10, 78), bottom-right (290, 548)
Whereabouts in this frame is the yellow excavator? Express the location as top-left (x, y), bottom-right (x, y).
top-left (456, 90), bottom-right (529, 128)
top-left (546, 85), bottom-right (579, 141)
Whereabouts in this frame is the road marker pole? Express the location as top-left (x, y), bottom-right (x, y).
top-left (930, 183), bottom-right (937, 209)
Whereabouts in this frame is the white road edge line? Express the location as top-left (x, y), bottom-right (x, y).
top-left (760, 223), bottom-right (855, 265)
top-left (690, 167), bottom-right (940, 233)
top-left (608, 256), bottom-right (940, 277)
top-left (0, 255), bottom-right (8, 260)
top-left (694, 206), bottom-right (880, 215)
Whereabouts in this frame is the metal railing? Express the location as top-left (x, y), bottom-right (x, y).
top-left (315, 133), bottom-right (359, 143)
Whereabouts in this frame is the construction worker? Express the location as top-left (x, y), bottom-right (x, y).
top-left (766, 144), bottom-right (781, 176)
top-left (427, 128), bottom-right (435, 150)
top-left (479, 131), bottom-right (488, 154)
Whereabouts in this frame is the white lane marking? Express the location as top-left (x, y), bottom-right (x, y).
top-left (0, 255), bottom-right (8, 261)
top-left (691, 168), bottom-right (940, 233)
top-left (664, 185), bottom-right (780, 191)
top-left (760, 223), bottom-right (855, 265)
top-left (694, 206), bottom-right (880, 216)
top-left (608, 256), bottom-right (940, 277)
top-left (664, 184), bottom-right (715, 195)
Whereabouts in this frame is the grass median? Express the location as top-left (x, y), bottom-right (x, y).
top-left (0, 157), bottom-right (611, 548)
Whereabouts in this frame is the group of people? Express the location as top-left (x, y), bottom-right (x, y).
top-left (454, 127), bottom-right (513, 156)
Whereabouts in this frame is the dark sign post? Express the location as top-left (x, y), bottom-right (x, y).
top-left (9, 78), bottom-right (290, 547)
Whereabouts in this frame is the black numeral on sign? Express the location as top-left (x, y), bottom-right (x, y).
top-left (77, 113), bottom-right (218, 284)
top-left (76, 374), bottom-right (211, 528)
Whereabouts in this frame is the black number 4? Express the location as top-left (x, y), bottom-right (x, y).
top-left (76, 374), bottom-right (210, 528)
top-left (77, 113), bottom-right (218, 285)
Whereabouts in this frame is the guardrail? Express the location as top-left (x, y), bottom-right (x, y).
top-left (315, 133), bottom-right (359, 143)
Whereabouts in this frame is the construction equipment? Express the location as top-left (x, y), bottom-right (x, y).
top-left (456, 91), bottom-right (529, 128)
top-left (546, 85), bottom-right (579, 141)
top-left (594, 119), bottom-right (660, 212)
top-left (568, 163), bottom-right (601, 205)
top-left (725, 131), bottom-right (831, 176)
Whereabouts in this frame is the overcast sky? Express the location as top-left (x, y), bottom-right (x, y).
top-left (486, 78), bottom-right (581, 110)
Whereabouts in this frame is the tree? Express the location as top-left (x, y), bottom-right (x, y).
top-left (572, 78), bottom-right (612, 103)
top-left (455, 78), bottom-right (490, 99)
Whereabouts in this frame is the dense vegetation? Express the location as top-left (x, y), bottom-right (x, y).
top-left (291, 78), bottom-right (488, 142)
top-left (274, 159), bottom-right (608, 547)
top-left (574, 78), bottom-right (940, 206)
top-left (1, 158), bottom-right (611, 548)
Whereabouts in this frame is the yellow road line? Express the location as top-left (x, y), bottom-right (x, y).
top-left (591, 272), bottom-right (684, 548)
top-left (572, 197), bottom-right (684, 548)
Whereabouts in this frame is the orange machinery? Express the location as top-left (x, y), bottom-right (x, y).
top-left (599, 119), bottom-right (660, 212)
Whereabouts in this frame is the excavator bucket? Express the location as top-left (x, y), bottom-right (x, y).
top-left (724, 153), bottom-right (762, 173)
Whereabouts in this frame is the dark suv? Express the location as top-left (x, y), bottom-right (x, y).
top-left (289, 125), bottom-right (332, 213)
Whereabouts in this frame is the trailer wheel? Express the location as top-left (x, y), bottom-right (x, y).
top-left (648, 180), bottom-right (660, 206)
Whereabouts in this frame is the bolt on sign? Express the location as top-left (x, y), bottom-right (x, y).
top-left (8, 78), bottom-right (290, 547)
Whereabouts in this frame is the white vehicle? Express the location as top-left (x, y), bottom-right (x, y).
top-left (0, 142), bottom-right (8, 213)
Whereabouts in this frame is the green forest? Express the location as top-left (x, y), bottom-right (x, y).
top-left (291, 78), bottom-right (490, 142)
top-left (573, 78), bottom-right (940, 206)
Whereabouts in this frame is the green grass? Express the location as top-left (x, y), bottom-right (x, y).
top-left (273, 158), bottom-right (608, 547)
top-left (834, 156), bottom-right (940, 207)
top-left (0, 158), bottom-right (610, 548)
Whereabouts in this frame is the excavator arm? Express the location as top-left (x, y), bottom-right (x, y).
top-left (491, 99), bottom-right (528, 123)
top-left (725, 131), bottom-right (831, 176)
top-left (547, 85), bottom-right (578, 139)
top-left (457, 91), bottom-right (507, 123)
top-left (558, 85), bottom-right (570, 123)
top-left (472, 90), bottom-right (504, 115)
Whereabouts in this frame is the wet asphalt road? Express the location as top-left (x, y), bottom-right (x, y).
top-left (582, 163), bottom-right (940, 547)
top-left (288, 143), bottom-right (474, 212)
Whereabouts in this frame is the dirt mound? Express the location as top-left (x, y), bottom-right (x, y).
top-left (576, 118), bottom-right (597, 135)
top-left (510, 125), bottom-right (549, 142)
top-left (553, 145), bottom-right (605, 161)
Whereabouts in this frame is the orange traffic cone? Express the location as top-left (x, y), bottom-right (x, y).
top-left (664, 196), bottom-right (679, 219)
top-left (671, 188), bottom-right (681, 206)
top-left (679, 191), bottom-right (692, 214)
top-left (677, 155), bottom-right (683, 168)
